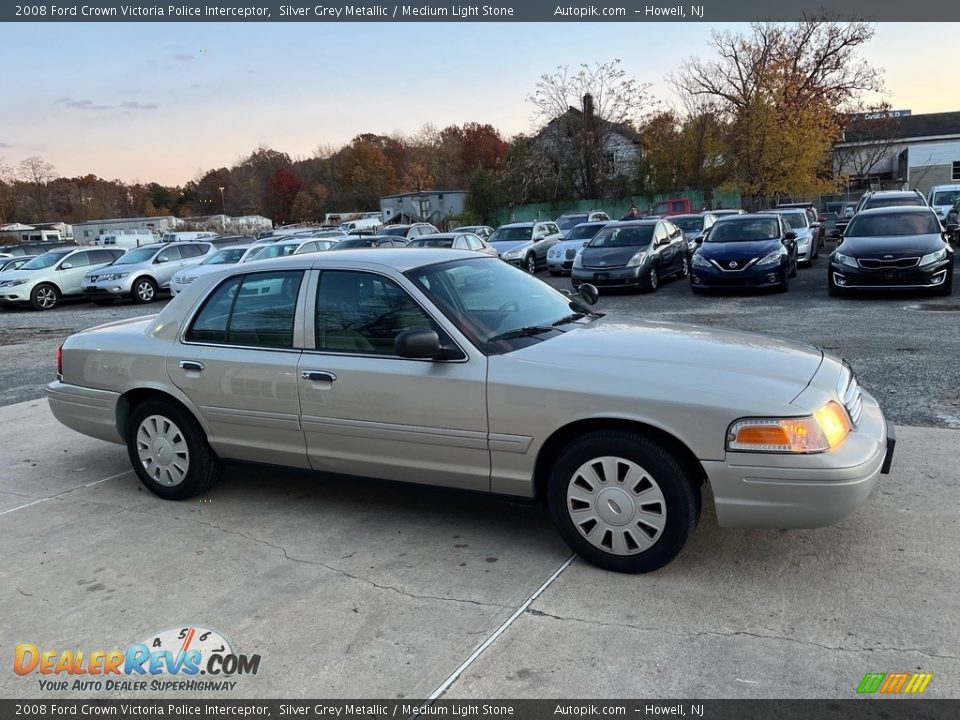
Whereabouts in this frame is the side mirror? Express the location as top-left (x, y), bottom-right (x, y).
top-left (59, 262), bottom-right (73, 269)
top-left (394, 329), bottom-right (461, 360)
top-left (577, 283), bottom-right (599, 306)
top-left (657, 237), bottom-right (671, 247)
top-left (155, 257), bottom-right (168, 264)
top-left (810, 222), bottom-right (821, 229)
top-left (694, 236), bottom-right (705, 245)
top-left (784, 232), bottom-right (797, 240)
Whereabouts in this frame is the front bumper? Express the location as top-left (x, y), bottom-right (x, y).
top-left (82, 276), bottom-right (136, 297)
top-left (0, 285), bottom-right (32, 303)
top-left (571, 264), bottom-right (645, 287)
top-left (47, 381), bottom-right (124, 445)
top-left (691, 262), bottom-right (786, 289)
top-left (829, 260), bottom-right (951, 289)
top-left (706, 389), bottom-right (891, 528)
top-left (547, 258), bottom-right (574, 273)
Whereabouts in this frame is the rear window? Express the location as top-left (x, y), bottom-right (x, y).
top-left (846, 212), bottom-right (941, 237)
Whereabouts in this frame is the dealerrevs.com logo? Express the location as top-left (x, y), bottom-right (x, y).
top-left (14, 626), bottom-right (260, 692)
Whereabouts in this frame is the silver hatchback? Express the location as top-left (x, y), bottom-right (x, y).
top-left (49, 250), bottom-right (893, 573)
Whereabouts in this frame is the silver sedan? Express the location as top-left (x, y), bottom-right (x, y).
top-left (48, 250), bottom-right (893, 573)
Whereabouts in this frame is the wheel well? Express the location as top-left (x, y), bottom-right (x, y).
top-left (116, 389), bottom-right (199, 442)
top-left (33, 281), bottom-right (61, 295)
top-left (532, 418), bottom-right (706, 504)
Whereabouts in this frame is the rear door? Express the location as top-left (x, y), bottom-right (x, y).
top-left (297, 269), bottom-right (489, 490)
top-left (168, 268), bottom-right (308, 468)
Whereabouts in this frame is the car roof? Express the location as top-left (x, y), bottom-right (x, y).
top-left (865, 190), bottom-right (920, 197)
top-left (497, 222), bottom-right (536, 228)
top-left (237, 247), bottom-right (482, 273)
top-left (853, 206), bottom-right (938, 216)
top-left (669, 214), bottom-right (708, 220)
top-left (607, 219), bottom-right (660, 227)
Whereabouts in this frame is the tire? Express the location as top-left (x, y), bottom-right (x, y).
top-left (546, 430), bottom-right (700, 573)
top-left (525, 253), bottom-right (537, 275)
top-left (93, 299), bottom-right (115, 307)
top-left (677, 256), bottom-right (689, 279)
top-left (30, 283), bottom-right (60, 311)
top-left (127, 400), bottom-right (222, 501)
top-left (789, 257), bottom-right (797, 278)
top-left (132, 277), bottom-right (159, 304)
top-left (643, 266), bottom-right (659, 293)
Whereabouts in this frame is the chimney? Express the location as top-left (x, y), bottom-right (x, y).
top-left (583, 93), bottom-right (595, 121)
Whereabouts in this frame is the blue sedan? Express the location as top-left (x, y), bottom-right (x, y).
top-left (690, 215), bottom-right (798, 293)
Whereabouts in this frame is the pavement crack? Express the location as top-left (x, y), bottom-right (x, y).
top-left (523, 610), bottom-right (960, 660)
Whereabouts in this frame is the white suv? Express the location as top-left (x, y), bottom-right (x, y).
top-left (0, 247), bottom-right (124, 310)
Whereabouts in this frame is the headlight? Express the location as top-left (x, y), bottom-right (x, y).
top-left (756, 250), bottom-right (784, 267)
top-left (920, 247), bottom-right (948, 266)
top-left (835, 253), bottom-right (858, 268)
top-left (503, 249), bottom-right (523, 259)
top-left (691, 253), bottom-right (711, 268)
top-left (727, 401), bottom-right (850, 454)
top-left (625, 251), bottom-right (648, 267)
top-left (547, 248), bottom-right (560, 258)
top-left (573, 253), bottom-right (584, 269)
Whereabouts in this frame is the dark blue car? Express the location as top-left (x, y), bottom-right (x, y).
top-left (690, 214), bottom-right (798, 293)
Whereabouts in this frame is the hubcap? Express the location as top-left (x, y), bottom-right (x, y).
top-left (137, 282), bottom-right (155, 301)
top-left (527, 255), bottom-right (536, 273)
top-left (136, 415), bottom-right (190, 486)
top-left (650, 268), bottom-right (658, 289)
top-left (37, 287), bottom-right (56, 308)
top-left (681, 258), bottom-right (689, 276)
top-left (566, 456), bottom-right (667, 555)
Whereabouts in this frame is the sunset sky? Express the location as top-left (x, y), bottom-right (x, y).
top-left (1, 22), bottom-right (955, 186)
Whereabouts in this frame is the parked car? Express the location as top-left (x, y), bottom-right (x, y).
top-left (170, 246), bottom-right (252, 296)
top-left (329, 236), bottom-right (409, 250)
top-left (925, 184), bottom-right (960, 222)
top-left (946, 199), bottom-right (960, 242)
top-left (488, 221), bottom-right (563, 274)
top-left (160, 231), bottom-right (217, 243)
top-left (455, 225), bottom-right (494, 240)
top-left (209, 234), bottom-right (256, 247)
top-left (571, 219), bottom-right (688, 292)
top-left (0, 247), bottom-right (124, 310)
top-left (379, 223), bottom-right (439, 240)
top-left (95, 231), bottom-right (160, 250)
top-left (555, 211), bottom-right (610, 233)
top-left (48, 249), bottom-right (893, 573)
top-left (0, 255), bottom-right (37, 272)
top-left (775, 202), bottom-right (824, 246)
top-left (768, 208), bottom-right (820, 265)
top-left (406, 233), bottom-right (498, 257)
top-left (339, 217), bottom-right (383, 235)
top-left (827, 207), bottom-right (953, 297)
top-left (690, 214), bottom-right (798, 293)
top-left (82, 242), bottom-right (215, 305)
top-left (854, 189), bottom-right (927, 214)
top-left (670, 213), bottom-right (718, 255)
top-left (649, 198), bottom-right (692, 216)
top-left (708, 208), bottom-right (747, 217)
top-left (0, 241), bottom-right (76, 257)
top-left (547, 221), bottom-right (610, 275)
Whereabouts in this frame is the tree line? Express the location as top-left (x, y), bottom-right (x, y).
top-left (1, 18), bottom-right (884, 227)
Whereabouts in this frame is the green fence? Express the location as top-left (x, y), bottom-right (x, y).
top-left (488, 189), bottom-right (742, 226)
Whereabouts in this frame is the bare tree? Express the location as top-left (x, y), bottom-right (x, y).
top-left (833, 105), bottom-right (904, 184)
top-left (18, 156), bottom-right (58, 221)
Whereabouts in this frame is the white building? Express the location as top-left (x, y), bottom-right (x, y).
top-left (72, 216), bottom-right (180, 245)
top-left (380, 191), bottom-right (467, 227)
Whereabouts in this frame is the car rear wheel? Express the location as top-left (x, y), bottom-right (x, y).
top-left (127, 400), bottom-right (221, 500)
top-left (30, 283), bottom-right (60, 311)
top-left (132, 277), bottom-right (158, 304)
top-left (525, 253), bottom-right (537, 274)
top-left (547, 430), bottom-right (700, 573)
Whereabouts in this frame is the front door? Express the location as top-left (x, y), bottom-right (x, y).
top-left (297, 269), bottom-right (490, 491)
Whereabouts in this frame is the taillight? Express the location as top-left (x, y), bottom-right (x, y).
top-left (56, 344), bottom-right (63, 379)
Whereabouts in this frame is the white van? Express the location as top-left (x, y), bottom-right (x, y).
top-left (926, 184), bottom-right (960, 221)
top-left (160, 231), bottom-right (217, 243)
top-left (339, 217), bottom-right (383, 234)
top-left (97, 232), bottom-right (158, 249)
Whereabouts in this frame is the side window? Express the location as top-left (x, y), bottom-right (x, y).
top-left (298, 242), bottom-right (317, 253)
top-left (465, 234), bottom-right (483, 251)
top-left (533, 225), bottom-right (546, 240)
top-left (63, 252), bottom-right (91, 268)
top-left (179, 244), bottom-right (205, 259)
top-left (156, 246), bottom-right (182, 263)
top-left (315, 271), bottom-right (442, 355)
top-left (453, 236), bottom-right (469, 250)
top-left (653, 224), bottom-right (669, 245)
top-left (186, 271), bottom-right (303, 348)
top-left (668, 223), bottom-right (683, 240)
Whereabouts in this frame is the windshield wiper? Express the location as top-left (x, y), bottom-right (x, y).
top-left (486, 325), bottom-right (556, 342)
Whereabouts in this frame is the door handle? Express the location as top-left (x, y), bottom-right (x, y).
top-left (179, 360), bottom-right (204, 372)
top-left (302, 370), bottom-right (337, 382)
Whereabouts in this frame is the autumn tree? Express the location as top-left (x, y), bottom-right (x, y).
top-left (289, 182), bottom-right (330, 223)
top-left (338, 137), bottom-right (399, 210)
top-left (674, 19), bottom-right (883, 198)
top-left (264, 168), bottom-right (303, 225)
top-left (528, 59), bottom-right (653, 199)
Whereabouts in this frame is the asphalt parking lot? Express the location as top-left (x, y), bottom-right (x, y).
top-left (1, 249), bottom-right (959, 700)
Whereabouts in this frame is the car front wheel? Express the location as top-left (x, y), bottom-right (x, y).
top-left (30, 283), bottom-right (60, 311)
top-left (525, 254), bottom-right (537, 274)
top-left (547, 430), bottom-right (700, 573)
top-left (132, 277), bottom-right (158, 304)
top-left (643, 266), bottom-right (659, 293)
top-left (127, 400), bottom-right (222, 500)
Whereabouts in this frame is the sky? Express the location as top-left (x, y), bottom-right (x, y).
top-left (0, 22), bottom-right (955, 186)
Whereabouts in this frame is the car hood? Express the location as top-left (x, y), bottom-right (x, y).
top-left (491, 240), bottom-right (533, 254)
top-left (0, 268), bottom-right (35, 282)
top-left (580, 245), bottom-right (645, 266)
top-left (551, 239), bottom-right (589, 252)
top-left (837, 234), bottom-right (945, 256)
top-left (698, 239), bottom-right (782, 259)
top-left (510, 315), bottom-right (823, 407)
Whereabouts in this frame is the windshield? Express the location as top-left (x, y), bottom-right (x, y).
top-left (932, 190), bottom-right (960, 206)
top-left (332, 238), bottom-right (375, 249)
top-left (557, 215), bottom-right (588, 231)
top-left (409, 238), bottom-right (454, 248)
top-left (20, 251), bottom-right (71, 270)
top-left (380, 227), bottom-right (408, 237)
top-left (565, 223), bottom-right (606, 241)
top-left (488, 226), bottom-right (532, 243)
top-left (256, 243), bottom-right (299, 259)
top-left (113, 246), bottom-right (160, 265)
top-left (846, 212), bottom-right (941, 236)
top-left (706, 218), bottom-right (780, 242)
top-left (202, 247), bottom-right (247, 265)
top-left (864, 196), bottom-right (925, 209)
top-left (587, 225), bottom-right (654, 248)
top-left (777, 212), bottom-right (808, 229)
top-left (406, 257), bottom-right (593, 349)
top-left (671, 217), bottom-right (705, 233)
